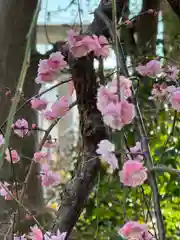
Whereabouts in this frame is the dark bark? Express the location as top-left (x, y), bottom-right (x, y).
top-left (52, 0), bottom-right (127, 237)
top-left (135, 0), bottom-right (160, 56)
top-left (166, 0), bottom-right (180, 18)
top-left (0, 0), bottom-right (43, 236)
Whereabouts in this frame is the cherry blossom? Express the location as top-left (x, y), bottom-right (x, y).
top-left (13, 118), bottom-right (28, 138)
top-left (119, 160), bottom-right (147, 187)
top-left (103, 100), bottom-right (135, 130)
top-left (51, 230), bottom-right (67, 240)
top-left (0, 134), bottom-right (4, 147)
top-left (5, 149), bottom-right (20, 163)
top-left (33, 151), bottom-right (48, 163)
top-left (136, 60), bottom-right (162, 77)
top-left (151, 83), bottom-right (168, 100)
top-left (129, 141), bottom-right (143, 161)
top-left (44, 96), bottom-right (69, 120)
top-left (97, 85), bottom-right (118, 114)
top-left (47, 52), bottom-right (67, 71)
top-left (67, 30), bottom-right (109, 58)
top-left (165, 65), bottom-right (179, 81)
top-left (118, 221), bottom-right (152, 240)
top-left (169, 88), bottom-right (180, 112)
top-left (36, 59), bottom-right (56, 84)
top-left (96, 140), bottom-right (119, 170)
top-left (40, 164), bottom-right (60, 187)
top-left (29, 225), bottom-right (43, 240)
top-left (0, 182), bottom-right (10, 199)
top-left (107, 76), bottom-right (132, 99)
top-left (31, 98), bottom-right (48, 111)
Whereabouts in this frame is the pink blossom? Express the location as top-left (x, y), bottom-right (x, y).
top-left (67, 30), bottom-right (94, 58)
top-left (13, 235), bottom-right (26, 240)
top-left (41, 164), bottom-right (60, 187)
top-left (44, 96), bottom-right (69, 120)
top-left (33, 151), bottom-right (48, 163)
top-left (0, 134), bottom-right (4, 147)
top-left (51, 230), bottom-right (67, 240)
top-left (151, 83), bottom-right (168, 100)
top-left (13, 118), bottom-right (28, 138)
top-left (31, 98), bottom-right (48, 111)
top-left (129, 141), bottom-right (143, 161)
top-left (165, 65), bottom-right (179, 81)
top-left (103, 100), bottom-right (135, 130)
top-left (107, 76), bottom-right (132, 99)
top-left (92, 35), bottom-right (109, 58)
top-left (136, 60), bottom-right (162, 77)
top-left (36, 59), bottom-right (56, 84)
top-left (67, 30), bottom-right (109, 58)
top-left (118, 221), bottom-right (152, 240)
top-left (0, 182), bottom-right (10, 198)
top-left (170, 89), bottom-right (180, 112)
top-left (47, 52), bottom-right (67, 71)
top-left (5, 149), bottom-right (20, 163)
top-left (29, 225), bottom-right (43, 240)
top-left (96, 140), bottom-right (119, 170)
top-left (97, 85), bottom-right (118, 114)
top-left (119, 160), bottom-right (147, 187)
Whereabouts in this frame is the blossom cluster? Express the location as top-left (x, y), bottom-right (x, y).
top-left (136, 59), bottom-right (180, 111)
top-left (4, 27), bottom-right (180, 239)
top-left (14, 225), bottom-right (66, 240)
top-left (97, 76), bottom-right (135, 130)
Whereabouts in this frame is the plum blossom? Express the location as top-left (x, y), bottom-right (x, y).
top-left (129, 141), bottom-right (143, 161)
top-left (151, 83), bottom-right (168, 100)
top-left (51, 230), bottom-right (67, 240)
top-left (0, 182), bottom-right (10, 199)
top-left (96, 140), bottom-right (119, 170)
top-left (44, 96), bottom-right (69, 120)
top-left (118, 221), bottom-right (152, 240)
top-left (33, 151), bottom-right (48, 163)
top-left (0, 134), bottom-right (4, 147)
top-left (5, 149), bottom-right (20, 163)
top-left (119, 160), bottom-right (147, 187)
top-left (13, 235), bottom-right (26, 240)
top-left (136, 60), bottom-right (162, 77)
top-left (40, 164), bottom-right (60, 187)
top-left (97, 77), bottom-right (134, 130)
top-left (47, 52), bottom-right (67, 71)
top-left (36, 59), bottom-right (56, 84)
top-left (35, 52), bottom-right (67, 84)
top-left (103, 100), bottom-right (135, 130)
top-left (107, 76), bottom-right (132, 100)
top-left (169, 88), bottom-right (180, 112)
top-left (31, 98), bottom-right (48, 111)
top-left (97, 85), bottom-right (118, 114)
top-left (165, 65), bottom-right (179, 81)
top-left (29, 225), bottom-right (43, 240)
top-left (13, 119), bottom-right (28, 138)
top-left (67, 30), bottom-right (109, 58)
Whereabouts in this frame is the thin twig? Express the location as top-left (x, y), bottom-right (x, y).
top-left (0, 0), bottom-right (41, 169)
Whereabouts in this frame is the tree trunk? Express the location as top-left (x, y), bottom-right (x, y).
top-left (0, 0), bottom-right (43, 237)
